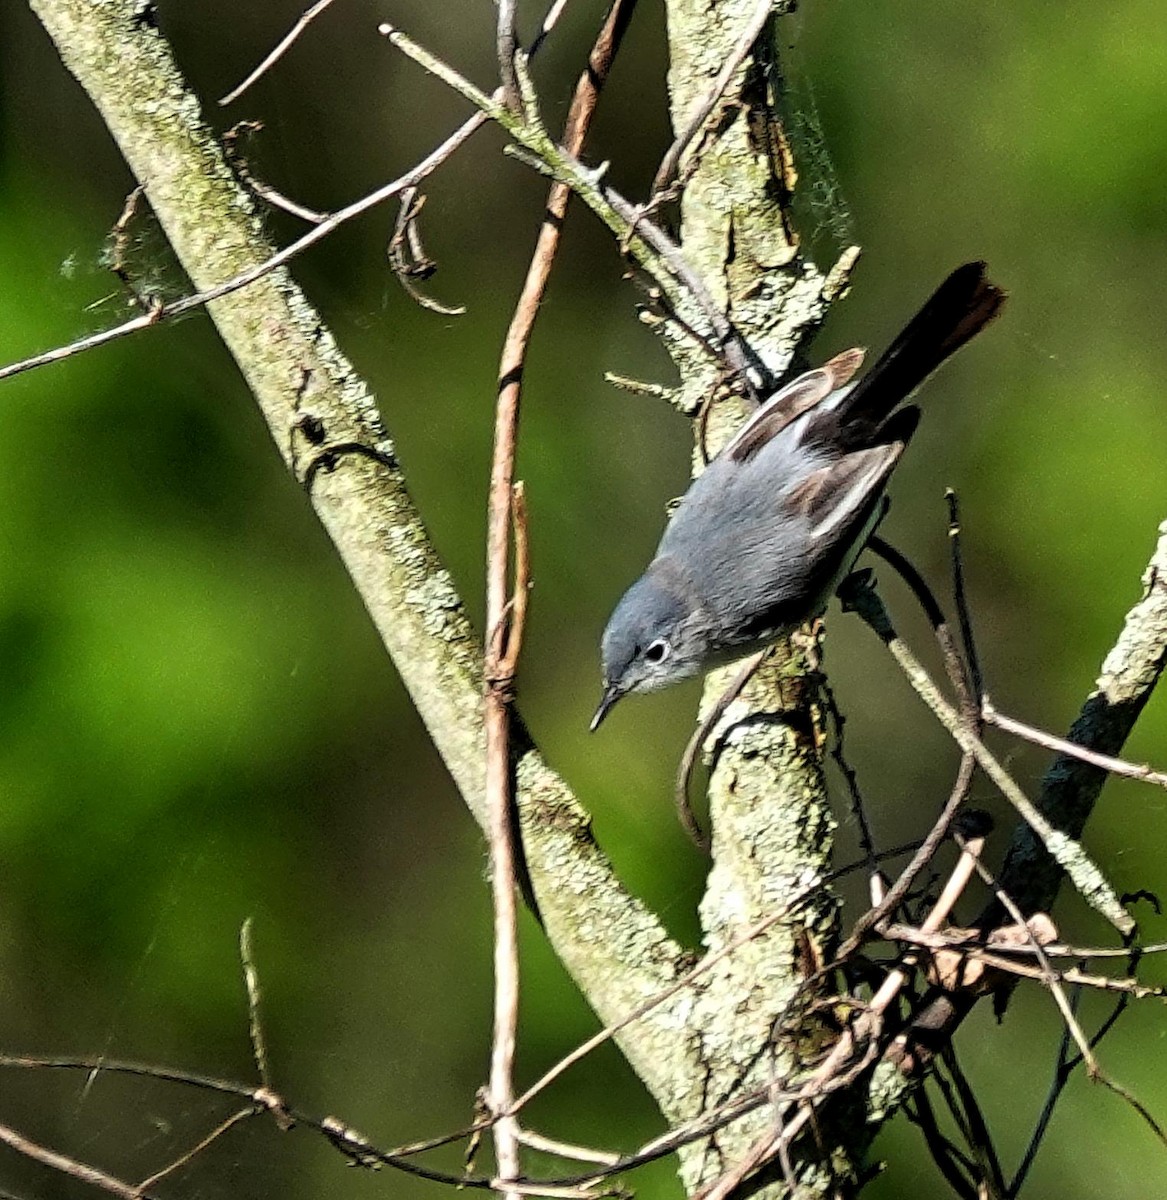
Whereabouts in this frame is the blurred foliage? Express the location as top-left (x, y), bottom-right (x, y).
top-left (0, 1), bottom-right (1165, 1198)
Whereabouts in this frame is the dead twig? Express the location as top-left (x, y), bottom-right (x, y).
top-left (483, 4), bottom-right (637, 1188)
top-left (515, 1129), bottom-right (621, 1168)
top-left (946, 489), bottom-right (984, 706)
top-left (816, 663), bottom-right (878, 873)
top-left (239, 917), bottom-right (276, 1097)
top-left (219, 0), bottom-right (341, 106)
top-left (134, 1107), bottom-right (259, 1195)
top-left (907, 1084), bottom-right (980, 1200)
top-left (223, 120), bottom-right (328, 224)
top-left (936, 1044), bottom-right (1007, 1199)
top-left (1, 0), bottom-right (592, 386)
top-left (695, 836), bottom-right (987, 1200)
top-left (387, 187), bottom-right (466, 315)
top-left (982, 697), bottom-right (1167, 790)
top-left (378, 23), bottom-right (766, 393)
top-left (105, 184), bottom-right (150, 305)
top-left (0, 117), bottom-right (483, 384)
top-left (842, 575), bottom-right (1135, 936)
top-left (0, 1119), bottom-right (156, 1200)
top-left (837, 538), bottom-right (979, 957)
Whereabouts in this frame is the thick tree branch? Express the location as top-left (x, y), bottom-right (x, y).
top-left (27, 0), bottom-right (696, 1104)
top-left (652, 1), bottom-right (865, 1192)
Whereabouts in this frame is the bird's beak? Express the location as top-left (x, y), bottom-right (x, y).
top-left (589, 683), bottom-right (624, 732)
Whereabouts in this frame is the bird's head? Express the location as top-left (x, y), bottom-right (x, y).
top-left (591, 571), bottom-right (709, 730)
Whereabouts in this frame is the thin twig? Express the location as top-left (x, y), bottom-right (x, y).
top-left (838, 753), bottom-right (975, 962)
top-left (529, 0), bottom-right (573, 56)
top-left (1096, 1075), bottom-right (1167, 1153)
top-left (223, 121), bottom-right (329, 224)
top-left (817, 668), bottom-right (878, 871)
top-left (0, 115), bottom-right (483, 384)
top-left (219, 0), bottom-right (341, 106)
top-left (1, 0), bottom-right (591, 386)
top-left (867, 536), bottom-right (974, 716)
top-left (106, 184), bottom-right (147, 303)
top-left (842, 576), bottom-right (1135, 936)
top-left (956, 835), bottom-right (1096, 1071)
top-left (378, 23), bottom-right (764, 391)
top-left (839, 540), bottom-right (979, 955)
top-left (387, 187), bottom-right (466, 315)
top-left (1007, 992), bottom-right (1079, 1197)
top-left (881, 929), bottom-right (1166, 998)
top-left (908, 1085), bottom-right (980, 1200)
top-left (515, 1129), bottom-right (621, 1167)
top-left (0, 1120), bottom-right (154, 1200)
top-left (134, 1107), bottom-right (258, 1194)
top-left (239, 918), bottom-right (274, 1094)
top-left (604, 186), bottom-right (762, 389)
top-left (983, 697), bottom-right (1167, 790)
top-left (484, 5), bottom-right (636, 1189)
top-left (602, 372), bottom-right (677, 403)
top-left (937, 1044), bottom-right (1007, 1198)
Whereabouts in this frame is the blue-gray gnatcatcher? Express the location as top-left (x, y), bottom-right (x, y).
top-left (591, 262), bottom-right (1005, 731)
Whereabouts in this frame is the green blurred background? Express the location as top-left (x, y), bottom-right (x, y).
top-left (0, 1), bottom-right (1165, 1196)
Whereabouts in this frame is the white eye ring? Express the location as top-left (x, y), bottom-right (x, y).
top-left (644, 639), bottom-right (671, 665)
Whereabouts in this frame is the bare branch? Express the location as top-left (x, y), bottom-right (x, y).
top-left (998, 519), bottom-right (1167, 918)
top-left (0, 111), bottom-right (484, 384)
top-left (134, 1108), bottom-right (258, 1195)
top-left (239, 918), bottom-right (275, 1094)
top-left (843, 575), bottom-right (1135, 936)
top-left (983, 697), bottom-right (1167, 791)
top-left (0, 1120), bottom-right (151, 1200)
top-left (219, 0), bottom-right (341, 106)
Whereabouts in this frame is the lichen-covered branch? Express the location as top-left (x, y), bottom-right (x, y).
top-left (28, 0), bottom-right (696, 1101)
top-left (660, 1), bottom-right (862, 1193)
top-left (881, 519), bottom-right (1167, 1094)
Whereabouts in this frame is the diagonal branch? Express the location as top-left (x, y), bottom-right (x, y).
top-left (996, 519), bottom-right (1167, 917)
top-left (888, 520), bottom-right (1167, 1085)
top-left (844, 575), bottom-right (1135, 936)
top-left (27, 0), bottom-right (695, 1108)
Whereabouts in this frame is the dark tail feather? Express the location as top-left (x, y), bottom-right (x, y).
top-left (835, 261), bottom-right (1006, 432)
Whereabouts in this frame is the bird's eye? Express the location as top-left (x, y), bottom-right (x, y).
top-left (644, 639), bottom-right (671, 665)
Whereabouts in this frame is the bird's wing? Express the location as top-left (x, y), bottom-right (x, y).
top-left (725, 349), bottom-right (865, 464)
top-left (786, 440), bottom-right (905, 543)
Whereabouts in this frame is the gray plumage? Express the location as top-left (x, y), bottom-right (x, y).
top-left (591, 262), bottom-right (1005, 730)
